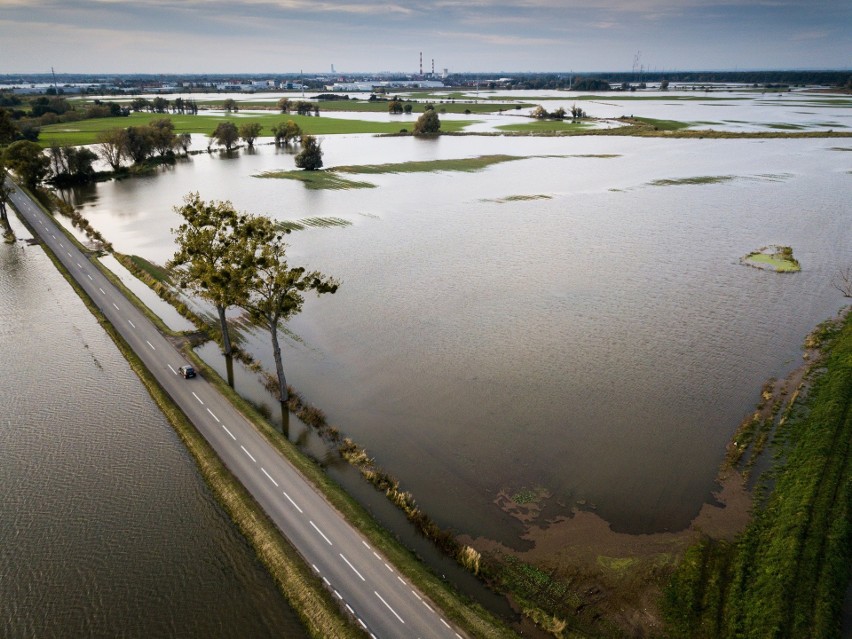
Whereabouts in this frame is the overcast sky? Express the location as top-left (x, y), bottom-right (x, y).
top-left (0, 0), bottom-right (849, 74)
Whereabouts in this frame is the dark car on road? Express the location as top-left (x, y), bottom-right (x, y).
top-left (178, 365), bottom-right (196, 379)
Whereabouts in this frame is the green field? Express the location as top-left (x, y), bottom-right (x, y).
top-left (496, 119), bottom-right (593, 133)
top-left (38, 112), bottom-right (475, 146)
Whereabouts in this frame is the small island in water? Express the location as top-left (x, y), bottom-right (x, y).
top-left (741, 245), bottom-right (801, 272)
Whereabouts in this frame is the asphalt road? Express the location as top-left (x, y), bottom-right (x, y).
top-left (8, 180), bottom-right (467, 639)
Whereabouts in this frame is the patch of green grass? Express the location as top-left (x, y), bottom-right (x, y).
top-left (275, 217), bottom-right (353, 232)
top-left (334, 154), bottom-right (570, 175)
top-left (314, 100), bottom-right (523, 114)
top-left (492, 194), bottom-right (553, 203)
top-left (496, 119), bottom-right (592, 133)
top-left (649, 175), bottom-right (736, 186)
top-left (38, 112), bottom-right (443, 146)
top-left (256, 170), bottom-right (376, 190)
top-left (125, 254), bottom-right (172, 284)
top-left (632, 116), bottom-right (692, 131)
top-left (742, 245), bottom-right (801, 272)
top-left (511, 488), bottom-right (541, 504)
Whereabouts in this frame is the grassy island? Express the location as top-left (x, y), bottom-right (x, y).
top-left (742, 245), bottom-right (801, 272)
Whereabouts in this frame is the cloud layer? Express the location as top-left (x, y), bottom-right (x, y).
top-left (0, 0), bottom-right (849, 73)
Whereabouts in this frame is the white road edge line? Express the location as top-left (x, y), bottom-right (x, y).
top-left (310, 521), bottom-right (333, 546)
top-left (282, 491), bottom-right (303, 513)
top-left (362, 540), bottom-right (371, 550)
top-left (207, 407), bottom-right (220, 422)
top-left (422, 601), bottom-right (434, 612)
top-left (192, 392), bottom-right (203, 404)
top-left (397, 576), bottom-right (406, 585)
top-left (334, 590), bottom-right (342, 600)
top-left (340, 554), bottom-right (365, 581)
top-left (374, 591), bottom-right (405, 624)
top-left (221, 425), bottom-right (236, 440)
top-left (411, 590), bottom-right (422, 601)
top-left (261, 468), bottom-right (279, 486)
top-left (311, 564), bottom-right (320, 573)
top-left (384, 563), bottom-right (393, 573)
top-left (240, 445), bottom-right (256, 463)
top-left (345, 604), bottom-right (354, 615)
top-left (358, 618), bottom-right (367, 630)
top-left (440, 618), bottom-right (451, 628)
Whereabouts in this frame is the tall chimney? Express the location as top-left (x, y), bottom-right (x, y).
top-left (419, 52), bottom-right (423, 76)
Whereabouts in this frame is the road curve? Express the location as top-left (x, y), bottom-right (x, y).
top-left (7, 180), bottom-right (466, 639)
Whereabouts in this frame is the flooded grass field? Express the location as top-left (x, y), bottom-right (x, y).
top-left (62, 119), bottom-right (851, 554)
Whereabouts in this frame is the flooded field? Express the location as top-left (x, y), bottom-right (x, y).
top-left (0, 216), bottom-right (305, 637)
top-left (59, 95), bottom-right (852, 553)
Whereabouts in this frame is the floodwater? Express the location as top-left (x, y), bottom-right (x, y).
top-left (62, 98), bottom-right (852, 548)
top-left (0, 215), bottom-right (306, 637)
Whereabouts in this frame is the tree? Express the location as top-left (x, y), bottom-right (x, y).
top-left (239, 122), bottom-right (263, 148)
top-left (149, 118), bottom-right (177, 156)
top-left (277, 97), bottom-right (291, 113)
top-left (271, 120), bottom-right (301, 147)
top-left (413, 109), bottom-right (441, 136)
top-left (211, 121), bottom-right (239, 151)
top-left (122, 126), bottom-right (155, 164)
top-left (832, 265), bottom-right (852, 297)
top-left (388, 100), bottom-right (403, 114)
top-left (151, 97), bottom-right (170, 113)
top-left (169, 193), bottom-right (277, 356)
top-left (223, 99), bottom-right (238, 113)
top-left (294, 135), bottom-right (322, 170)
top-left (0, 108), bottom-right (17, 144)
top-left (531, 105), bottom-right (549, 119)
top-left (245, 238), bottom-right (338, 403)
top-left (176, 133), bottom-right (193, 155)
top-left (0, 157), bottom-right (13, 239)
top-left (96, 127), bottom-right (126, 170)
top-left (3, 140), bottom-right (51, 189)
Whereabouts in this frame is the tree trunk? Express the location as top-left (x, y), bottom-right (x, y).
top-left (217, 304), bottom-right (232, 356)
top-left (269, 320), bottom-right (289, 404)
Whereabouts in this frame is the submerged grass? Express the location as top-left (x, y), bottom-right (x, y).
top-left (483, 194), bottom-right (553, 203)
top-left (256, 170), bottom-right (376, 190)
top-left (649, 175), bottom-right (737, 186)
top-left (333, 154), bottom-right (532, 174)
top-left (741, 245), bottom-right (801, 272)
top-left (275, 217), bottom-right (353, 232)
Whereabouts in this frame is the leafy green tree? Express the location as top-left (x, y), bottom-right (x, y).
top-left (48, 144), bottom-right (97, 184)
top-left (388, 100), bottom-right (403, 114)
top-left (239, 122), bottom-right (263, 148)
top-left (294, 135), bottom-right (323, 170)
top-left (223, 99), bottom-right (238, 113)
top-left (272, 120), bottom-right (302, 147)
top-left (169, 193), bottom-right (276, 356)
top-left (413, 109), bottom-right (441, 136)
top-left (151, 97), bottom-right (169, 113)
top-left (149, 118), bottom-right (177, 156)
top-left (3, 140), bottom-right (51, 189)
top-left (96, 127), bottom-right (126, 170)
top-left (404, 103), bottom-right (413, 114)
top-left (0, 108), bottom-right (17, 144)
top-left (211, 121), bottom-right (239, 151)
top-left (130, 97), bottom-right (150, 112)
top-left (245, 238), bottom-right (338, 403)
top-left (176, 133), bottom-right (192, 154)
top-left (122, 126), bottom-right (155, 164)
top-left (276, 97), bottom-right (291, 113)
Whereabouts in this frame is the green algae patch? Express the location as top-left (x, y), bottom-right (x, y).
top-left (742, 245), bottom-right (801, 272)
top-left (256, 170), bottom-right (376, 190)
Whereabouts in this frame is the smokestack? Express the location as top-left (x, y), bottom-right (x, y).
top-left (419, 52), bottom-right (422, 76)
top-left (431, 59), bottom-right (434, 76)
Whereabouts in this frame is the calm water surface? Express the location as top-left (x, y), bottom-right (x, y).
top-left (0, 216), bottom-right (306, 638)
top-left (64, 127), bottom-right (852, 544)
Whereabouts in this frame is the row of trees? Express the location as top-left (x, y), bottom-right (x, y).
top-left (96, 118), bottom-right (192, 169)
top-left (276, 98), bottom-right (320, 116)
top-left (129, 96), bottom-right (200, 115)
top-left (530, 104), bottom-right (587, 120)
top-left (169, 193), bottom-right (338, 403)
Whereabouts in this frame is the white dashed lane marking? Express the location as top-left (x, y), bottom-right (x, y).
top-left (340, 553), bottom-right (365, 581)
top-left (221, 424), bottom-right (236, 441)
top-left (192, 392), bottom-right (203, 404)
top-left (146, 340), bottom-right (155, 350)
top-left (240, 445), bottom-right (256, 463)
top-left (310, 521), bottom-right (333, 546)
top-left (374, 591), bottom-right (405, 624)
top-left (282, 491), bottom-right (303, 513)
top-left (261, 468), bottom-right (278, 486)
top-left (128, 320), bottom-right (135, 328)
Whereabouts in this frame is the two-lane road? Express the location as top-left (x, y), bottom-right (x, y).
top-left (7, 180), bottom-right (466, 639)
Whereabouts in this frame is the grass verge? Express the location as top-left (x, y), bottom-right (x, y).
top-left (256, 170), bottom-right (376, 190)
top-left (8, 195), bottom-right (362, 638)
top-left (661, 310), bottom-right (852, 638)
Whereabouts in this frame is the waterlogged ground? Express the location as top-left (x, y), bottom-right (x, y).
top-left (61, 123), bottom-right (852, 557)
